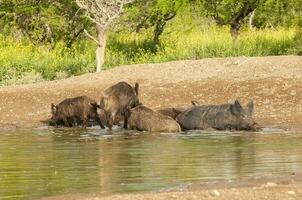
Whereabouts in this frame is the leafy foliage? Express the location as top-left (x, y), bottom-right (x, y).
top-left (253, 0), bottom-right (302, 28)
top-left (0, 0), bottom-right (90, 47)
top-left (122, 0), bottom-right (188, 44)
top-left (0, 0), bottom-right (301, 85)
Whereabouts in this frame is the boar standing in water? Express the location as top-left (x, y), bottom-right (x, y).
top-left (99, 81), bottom-right (140, 130)
top-left (157, 101), bottom-right (199, 119)
top-left (124, 105), bottom-right (181, 133)
top-left (51, 96), bottom-right (105, 129)
top-left (176, 100), bottom-right (256, 131)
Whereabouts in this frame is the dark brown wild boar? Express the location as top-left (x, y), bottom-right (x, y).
top-left (99, 81), bottom-right (140, 129)
top-left (51, 96), bottom-right (105, 128)
top-left (176, 100), bottom-right (256, 131)
top-left (124, 105), bottom-right (181, 133)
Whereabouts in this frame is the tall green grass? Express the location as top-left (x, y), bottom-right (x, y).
top-left (106, 26), bottom-right (297, 64)
top-left (0, 25), bottom-right (299, 85)
top-left (0, 36), bottom-right (95, 85)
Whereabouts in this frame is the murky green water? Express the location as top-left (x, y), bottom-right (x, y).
top-left (0, 128), bottom-right (302, 199)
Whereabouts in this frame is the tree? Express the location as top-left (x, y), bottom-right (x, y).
top-left (0, 0), bottom-right (89, 48)
top-left (76, 0), bottom-right (135, 72)
top-left (201, 0), bottom-right (262, 41)
top-left (252, 0), bottom-right (302, 28)
top-left (123, 0), bottom-right (186, 45)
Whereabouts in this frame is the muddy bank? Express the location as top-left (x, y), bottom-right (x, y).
top-left (41, 173), bottom-right (302, 200)
top-left (0, 56), bottom-right (301, 130)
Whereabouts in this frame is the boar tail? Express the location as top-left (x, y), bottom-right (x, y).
top-left (191, 100), bottom-right (199, 106)
top-left (51, 103), bottom-right (56, 115)
top-left (134, 82), bottom-right (139, 96)
top-left (122, 99), bottom-right (134, 116)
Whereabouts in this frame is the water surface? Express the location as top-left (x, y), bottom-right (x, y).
top-left (0, 128), bottom-right (302, 199)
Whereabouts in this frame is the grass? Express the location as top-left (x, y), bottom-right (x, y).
top-left (0, 25), bottom-right (299, 86)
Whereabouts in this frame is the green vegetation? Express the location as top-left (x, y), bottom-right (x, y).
top-left (0, 0), bottom-right (301, 85)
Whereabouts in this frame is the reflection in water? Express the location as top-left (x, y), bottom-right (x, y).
top-left (0, 128), bottom-right (302, 199)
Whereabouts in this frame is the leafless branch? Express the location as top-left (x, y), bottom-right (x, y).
top-left (84, 29), bottom-right (100, 46)
top-left (76, 0), bottom-right (135, 29)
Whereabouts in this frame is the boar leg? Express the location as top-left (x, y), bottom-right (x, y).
top-left (107, 112), bottom-right (116, 130)
top-left (123, 114), bottom-right (128, 129)
top-left (108, 117), bottom-right (113, 130)
top-left (83, 116), bottom-right (88, 129)
top-left (71, 118), bottom-right (77, 127)
top-left (97, 117), bottom-right (105, 129)
top-left (63, 118), bottom-right (70, 127)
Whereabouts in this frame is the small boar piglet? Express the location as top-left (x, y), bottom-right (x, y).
top-left (51, 96), bottom-right (105, 129)
top-left (157, 100), bottom-right (199, 119)
top-left (177, 100), bottom-right (256, 131)
top-left (156, 107), bottom-right (187, 119)
top-left (124, 105), bottom-right (181, 133)
top-left (99, 81), bottom-right (140, 130)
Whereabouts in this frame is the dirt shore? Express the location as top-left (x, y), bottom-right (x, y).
top-left (1, 56), bottom-right (302, 199)
top-left (0, 55), bottom-right (301, 130)
top-left (41, 173), bottom-right (302, 200)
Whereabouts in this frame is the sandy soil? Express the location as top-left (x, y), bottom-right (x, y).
top-left (0, 55), bottom-right (301, 130)
top-left (41, 173), bottom-right (302, 200)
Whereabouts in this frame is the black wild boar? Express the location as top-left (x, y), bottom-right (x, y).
top-left (99, 81), bottom-right (140, 129)
top-left (176, 100), bottom-right (256, 131)
top-left (124, 105), bottom-right (181, 133)
top-left (51, 96), bottom-right (105, 128)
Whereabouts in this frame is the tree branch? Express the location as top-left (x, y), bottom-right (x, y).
top-left (84, 29), bottom-right (100, 46)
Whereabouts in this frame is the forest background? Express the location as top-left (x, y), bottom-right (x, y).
top-left (0, 0), bottom-right (301, 85)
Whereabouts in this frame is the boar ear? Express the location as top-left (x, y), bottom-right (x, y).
top-left (231, 100), bottom-right (242, 115)
top-left (134, 82), bottom-right (139, 96)
top-left (191, 101), bottom-right (199, 106)
top-left (246, 100), bottom-right (254, 115)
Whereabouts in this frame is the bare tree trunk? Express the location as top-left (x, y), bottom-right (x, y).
top-left (249, 10), bottom-right (256, 30)
top-left (95, 24), bottom-right (107, 72)
top-left (153, 20), bottom-right (165, 45)
top-left (76, 0), bottom-right (134, 72)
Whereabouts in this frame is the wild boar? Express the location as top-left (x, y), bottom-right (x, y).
top-left (176, 100), bottom-right (256, 131)
top-left (156, 101), bottom-right (199, 119)
top-left (124, 105), bottom-right (181, 133)
top-left (51, 96), bottom-right (105, 129)
top-left (99, 81), bottom-right (140, 129)
top-left (156, 107), bottom-right (186, 119)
